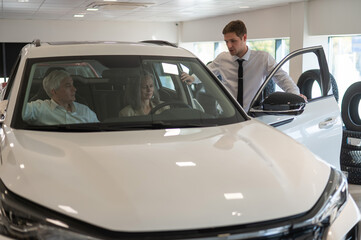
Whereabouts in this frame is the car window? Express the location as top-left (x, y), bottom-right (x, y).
top-left (34, 61), bottom-right (100, 79)
top-left (13, 55), bottom-right (246, 130)
top-left (249, 47), bottom-right (337, 115)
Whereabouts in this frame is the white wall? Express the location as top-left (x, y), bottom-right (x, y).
top-left (180, 0), bottom-right (361, 81)
top-left (181, 0), bottom-right (361, 43)
top-left (308, 0), bottom-right (361, 36)
top-left (0, 19), bottom-right (178, 43)
top-left (181, 4), bottom-right (292, 43)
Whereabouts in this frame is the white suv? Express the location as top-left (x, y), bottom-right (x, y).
top-left (0, 40), bottom-right (358, 239)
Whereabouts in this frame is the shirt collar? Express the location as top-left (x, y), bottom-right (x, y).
top-left (50, 99), bottom-right (76, 112)
top-left (232, 47), bottom-right (251, 62)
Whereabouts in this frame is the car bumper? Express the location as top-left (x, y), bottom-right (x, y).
top-left (327, 193), bottom-right (361, 239)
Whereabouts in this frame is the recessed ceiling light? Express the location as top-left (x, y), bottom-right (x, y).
top-left (87, 1), bottom-right (154, 10)
top-left (224, 192), bottom-right (244, 200)
top-left (176, 162), bottom-right (196, 167)
top-left (86, 8), bottom-right (99, 11)
top-left (18, 0), bottom-right (29, 2)
top-left (74, 14), bottom-right (85, 18)
top-left (239, 6), bottom-right (250, 9)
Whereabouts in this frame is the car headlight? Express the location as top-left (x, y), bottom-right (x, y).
top-left (294, 167), bottom-right (348, 229)
top-left (0, 180), bottom-right (100, 240)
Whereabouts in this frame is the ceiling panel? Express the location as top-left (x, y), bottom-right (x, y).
top-left (0, 0), bottom-right (306, 22)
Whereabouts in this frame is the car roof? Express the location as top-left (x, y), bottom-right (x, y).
top-left (22, 40), bottom-right (197, 59)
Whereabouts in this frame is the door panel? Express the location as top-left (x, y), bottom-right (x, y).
top-left (255, 96), bottom-right (342, 169)
top-left (251, 46), bottom-right (342, 169)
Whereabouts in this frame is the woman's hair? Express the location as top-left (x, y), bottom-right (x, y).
top-left (126, 73), bottom-right (160, 111)
top-left (222, 20), bottom-right (247, 38)
top-left (42, 70), bottom-right (70, 97)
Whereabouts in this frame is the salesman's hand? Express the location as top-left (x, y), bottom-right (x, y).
top-left (181, 72), bottom-right (195, 85)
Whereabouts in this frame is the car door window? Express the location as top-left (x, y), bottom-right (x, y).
top-left (249, 46), bottom-right (334, 115)
top-left (250, 46), bottom-right (342, 169)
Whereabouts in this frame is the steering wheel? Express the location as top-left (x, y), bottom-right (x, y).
top-left (150, 101), bottom-right (192, 115)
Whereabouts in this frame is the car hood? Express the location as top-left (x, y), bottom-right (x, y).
top-left (0, 120), bottom-right (330, 232)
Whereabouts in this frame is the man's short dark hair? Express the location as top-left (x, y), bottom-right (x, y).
top-left (222, 20), bottom-right (247, 37)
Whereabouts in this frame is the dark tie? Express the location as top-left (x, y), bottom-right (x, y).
top-left (237, 59), bottom-right (245, 106)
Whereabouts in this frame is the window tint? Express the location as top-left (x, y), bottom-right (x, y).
top-left (13, 55), bottom-right (245, 131)
top-left (329, 35), bottom-right (361, 108)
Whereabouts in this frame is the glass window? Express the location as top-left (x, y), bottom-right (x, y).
top-left (248, 39), bottom-right (290, 92)
top-left (248, 38), bottom-right (290, 71)
top-left (180, 39), bottom-right (290, 95)
top-left (13, 55), bottom-right (245, 130)
top-left (248, 40), bottom-right (276, 58)
top-left (180, 41), bottom-right (227, 64)
top-left (329, 35), bottom-right (361, 108)
top-left (180, 39), bottom-right (289, 67)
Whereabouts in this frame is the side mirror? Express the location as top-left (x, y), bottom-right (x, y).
top-left (0, 100), bottom-right (8, 123)
top-left (249, 92), bottom-right (306, 116)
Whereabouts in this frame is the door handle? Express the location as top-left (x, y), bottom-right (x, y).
top-left (319, 117), bottom-right (337, 129)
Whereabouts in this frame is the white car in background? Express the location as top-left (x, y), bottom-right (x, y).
top-left (0, 40), bottom-right (358, 239)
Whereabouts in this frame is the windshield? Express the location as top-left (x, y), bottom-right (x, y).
top-left (14, 55), bottom-right (246, 131)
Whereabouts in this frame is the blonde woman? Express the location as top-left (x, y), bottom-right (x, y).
top-left (119, 74), bottom-right (164, 116)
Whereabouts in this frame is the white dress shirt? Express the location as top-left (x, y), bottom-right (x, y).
top-left (207, 48), bottom-right (300, 111)
top-left (23, 99), bottom-right (99, 125)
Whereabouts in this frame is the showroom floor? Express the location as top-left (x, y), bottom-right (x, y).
top-left (350, 184), bottom-right (361, 210)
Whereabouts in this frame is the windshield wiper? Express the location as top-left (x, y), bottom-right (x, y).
top-left (23, 121), bottom-right (171, 132)
top-left (24, 123), bottom-right (105, 132)
top-left (23, 121), bottom-right (214, 132)
top-left (105, 121), bottom-right (217, 129)
top-left (103, 121), bottom-right (173, 130)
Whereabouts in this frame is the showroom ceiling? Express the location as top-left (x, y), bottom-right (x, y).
top-left (0, 0), bottom-right (306, 22)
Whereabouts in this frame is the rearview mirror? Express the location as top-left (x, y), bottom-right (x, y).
top-left (249, 92), bottom-right (306, 116)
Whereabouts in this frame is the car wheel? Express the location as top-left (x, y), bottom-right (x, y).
top-left (341, 82), bottom-right (361, 131)
top-left (297, 69), bottom-right (339, 102)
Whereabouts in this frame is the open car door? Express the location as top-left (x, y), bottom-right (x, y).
top-left (248, 46), bottom-right (342, 169)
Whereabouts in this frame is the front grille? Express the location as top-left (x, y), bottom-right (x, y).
top-left (170, 223), bottom-right (328, 240)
